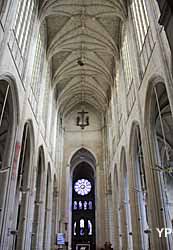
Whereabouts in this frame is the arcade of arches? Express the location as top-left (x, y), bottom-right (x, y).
top-left (0, 1), bottom-right (173, 250)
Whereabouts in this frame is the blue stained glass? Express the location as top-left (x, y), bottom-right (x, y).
top-left (89, 201), bottom-right (92, 209)
top-left (74, 201), bottom-right (77, 210)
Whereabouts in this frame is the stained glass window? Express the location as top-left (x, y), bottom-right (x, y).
top-left (79, 201), bottom-right (82, 210)
top-left (80, 219), bottom-right (85, 236)
top-left (84, 201), bottom-right (87, 210)
top-left (88, 220), bottom-right (92, 235)
top-left (80, 219), bottom-right (84, 227)
top-left (74, 179), bottom-right (91, 196)
top-left (88, 201), bottom-right (92, 210)
top-left (72, 162), bottom-right (95, 249)
top-left (74, 201), bottom-right (77, 210)
top-left (74, 222), bottom-right (76, 235)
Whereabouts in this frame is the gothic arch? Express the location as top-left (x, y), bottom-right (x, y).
top-left (0, 74), bottom-right (20, 121)
top-left (69, 147), bottom-right (97, 175)
top-left (129, 120), bottom-right (140, 159)
top-left (70, 147), bottom-right (96, 250)
top-left (144, 77), bottom-right (173, 248)
top-left (143, 76), bottom-right (172, 168)
top-left (11, 120), bottom-right (35, 250)
top-left (25, 119), bottom-right (35, 156)
top-left (0, 75), bottom-right (20, 245)
top-left (129, 122), bottom-right (151, 249)
top-left (0, 76), bottom-right (20, 169)
top-left (38, 145), bottom-right (46, 171)
top-left (144, 78), bottom-right (173, 168)
top-left (144, 74), bottom-right (167, 129)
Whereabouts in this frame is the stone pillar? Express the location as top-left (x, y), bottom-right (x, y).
top-left (65, 164), bottom-right (70, 250)
top-left (119, 200), bottom-right (128, 250)
top-left (142, 128), bottom-right (169, 249)
top-left (96, 167), bottom-right (107, 250)
top-left (111, 185), bottom-right (120, 250)
top-left (128, 168), bottom-right (142, 250)
top-left (107, 190), bottom-right (115, 249)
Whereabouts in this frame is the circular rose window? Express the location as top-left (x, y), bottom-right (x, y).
top-left (74, 179), bottom-right (91, 195)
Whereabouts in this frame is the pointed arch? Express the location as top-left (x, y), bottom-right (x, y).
top-left (70, 147), bottom-right (96, 250)
top-left (69, 147), bottom-right (97, 174)
top-left (144, 77), bottom-right (173, 248)
top-left (11, 120), bottom-right (35, 250)
top-left (129, 121), bottom-right (151, 249)
top-left (0, 75), bottom-right (20, 244)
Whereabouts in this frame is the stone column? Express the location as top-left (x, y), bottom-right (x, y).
top-left (141, 127), bottom-right (169, 249)
top-left (128, 160), bottom-right (143, 250)
top-left (107, 189), bottom-right (115, 249)
top-left (111, 178), bottom-right (120, 250)
top-left (96, 167), bottom-right (107, 250)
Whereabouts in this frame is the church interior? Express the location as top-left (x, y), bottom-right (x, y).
top-left (0, 0), bottom-right (173, 250)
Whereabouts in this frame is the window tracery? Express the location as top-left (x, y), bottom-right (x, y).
top-left (74, 179), bottom-right (92, 196)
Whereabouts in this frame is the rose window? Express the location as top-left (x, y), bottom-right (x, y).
top-left (74, 179), bottom-right (91, 196)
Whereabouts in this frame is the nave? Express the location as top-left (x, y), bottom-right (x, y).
top-left (0, 0), bottom-right (173, 250)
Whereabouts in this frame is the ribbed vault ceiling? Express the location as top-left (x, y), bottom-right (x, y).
top-left (39, 0), bottom-right (127, 114)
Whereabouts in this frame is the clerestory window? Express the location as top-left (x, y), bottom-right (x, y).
top-left (131, 0), bottom-right (149, 52)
